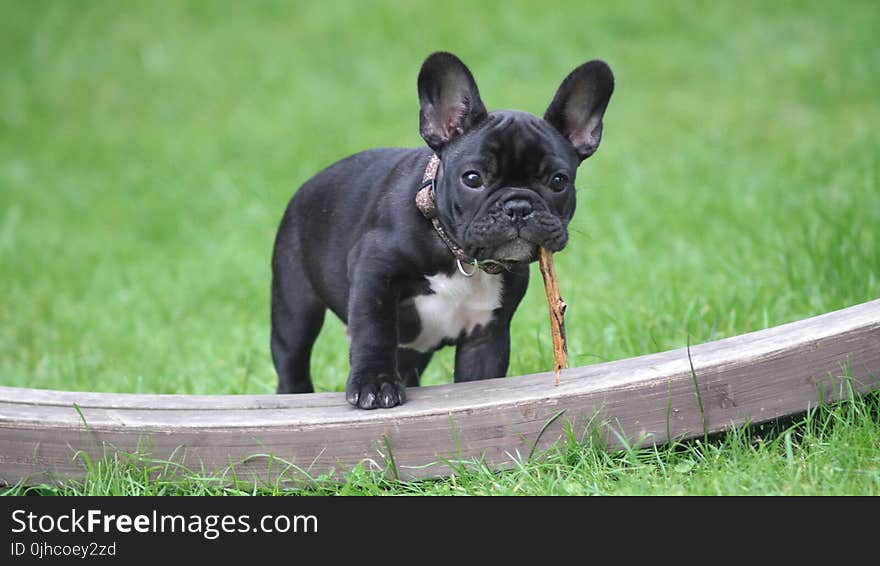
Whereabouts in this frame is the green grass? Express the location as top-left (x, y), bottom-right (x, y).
top-left (2, 0), bottom-right (878, 495)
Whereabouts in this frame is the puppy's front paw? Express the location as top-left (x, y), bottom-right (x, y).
top-left (345, 372), bottom-right (406, 409)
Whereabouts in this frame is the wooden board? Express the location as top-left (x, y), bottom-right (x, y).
top-left (1, 300), bottom-right (879, 486)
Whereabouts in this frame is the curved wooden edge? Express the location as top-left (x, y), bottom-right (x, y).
top-left (1, 300), bottom-right (879, 486)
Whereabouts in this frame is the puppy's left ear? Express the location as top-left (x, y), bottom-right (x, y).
top-left (418, 52), bottom-right (488, 151)
top-left (544, 60), bottom-right (614, 161)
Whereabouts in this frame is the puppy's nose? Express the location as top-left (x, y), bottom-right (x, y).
top-left (502, 198), bottom-right (533, 221)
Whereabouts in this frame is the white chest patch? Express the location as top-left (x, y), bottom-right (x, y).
top-left (400, 269), bottom-right (503, 352)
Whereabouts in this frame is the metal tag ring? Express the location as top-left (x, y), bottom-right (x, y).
top-left (456, 258), bottom-right (478, 277)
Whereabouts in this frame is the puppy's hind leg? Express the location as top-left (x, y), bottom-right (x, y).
top-left (396, 348), bottom-right (433, 388)
top-left (271, 259), bottom-right (326, 394)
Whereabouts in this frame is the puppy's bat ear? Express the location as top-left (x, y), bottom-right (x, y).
top-left (544, 60), bottom-right (614, 161)
top-left (418, 52), bottom-right (488, 151)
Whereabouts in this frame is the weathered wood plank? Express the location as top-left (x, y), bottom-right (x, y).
top-left (1, 300), bottom-right (878, 485)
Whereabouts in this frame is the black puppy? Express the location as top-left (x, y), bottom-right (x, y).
top-left (271, 52), bottom-right (613, 409)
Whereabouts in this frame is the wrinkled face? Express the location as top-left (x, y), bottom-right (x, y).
top-left (436, 111), bottom-right (580, 263)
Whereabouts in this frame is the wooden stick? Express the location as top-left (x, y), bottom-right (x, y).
top-left (538, 247), bottom-right (568, 385)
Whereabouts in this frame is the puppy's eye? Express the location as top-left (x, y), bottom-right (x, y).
top-left (461, 171), bottom-right (483, 189)
top-left (549, 173), bottom-right (569, 192)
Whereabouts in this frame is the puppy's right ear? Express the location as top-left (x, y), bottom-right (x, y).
top-left (418, 52), bottom-right (488, 151)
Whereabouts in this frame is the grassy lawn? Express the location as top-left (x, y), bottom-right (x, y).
top-left (2, 0), bottom-right (878, 495)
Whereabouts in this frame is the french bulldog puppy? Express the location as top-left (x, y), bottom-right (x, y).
top-left (271, 52), bottom-right (613, 409)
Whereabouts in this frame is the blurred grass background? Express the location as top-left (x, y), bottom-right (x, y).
top-left (1, 0), bottom-right (878, 397)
